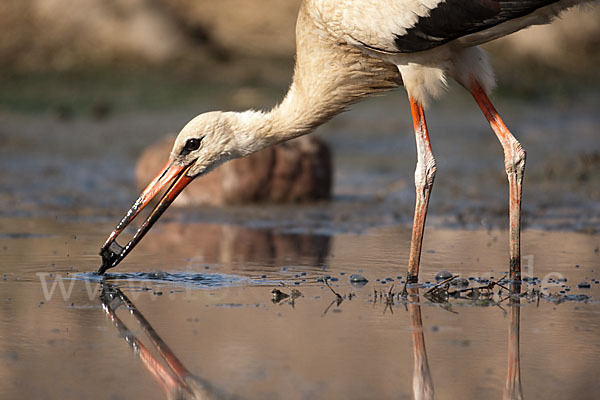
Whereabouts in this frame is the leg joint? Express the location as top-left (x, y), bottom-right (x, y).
top-left (415, 155), bottom-right (437, 191)
top-left (505, 141), bottom-right (526, 176)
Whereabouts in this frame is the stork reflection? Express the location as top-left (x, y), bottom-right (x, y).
top-left (402, 281), bottom-right (525, 400)
top-left (98, 278), bottom-right (525, 400)
top-left (99, 283), bottom-right (225, 400)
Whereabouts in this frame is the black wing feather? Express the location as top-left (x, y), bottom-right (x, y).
top-left (393, 0), bottom-right (559, 53)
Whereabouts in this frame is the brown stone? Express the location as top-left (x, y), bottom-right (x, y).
top-left (136, 134), bottom-right (332, 206)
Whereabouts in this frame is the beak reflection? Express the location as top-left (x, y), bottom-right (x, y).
top-left (99, 282), bottom-right (222, 400)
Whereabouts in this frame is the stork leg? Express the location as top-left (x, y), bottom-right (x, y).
top-left (470, 81), bottom-right (526, 280)
top-left (406, 97), bottom-right (437, 283)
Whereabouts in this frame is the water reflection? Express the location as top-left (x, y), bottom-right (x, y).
top-left (98, 279), bottom-right (528, 400)
top-left (136, 223), bottom-right (331, 272)
top-left (405, 283), bottom-right (525, 400)
top-left (407, 288), bottom-right (434, 400)
top-left (504, 283), bottom-right (523, 400)
top-left (100, 283), bottom-right (224, 400)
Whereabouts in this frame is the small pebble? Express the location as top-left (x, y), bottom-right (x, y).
top-left (577, 281), bottom-right (591, 289)
top-left (350, 274), bottom-right (368, 283)
top-left (435, 270), bottom-right (453, 281)
top-left (349, 274), bottom-right (368, 288)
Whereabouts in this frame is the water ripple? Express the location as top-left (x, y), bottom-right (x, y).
top-left (74, 271), bottom-right (250, 288)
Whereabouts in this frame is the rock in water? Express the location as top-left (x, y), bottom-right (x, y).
top-left (136, 134), bottom-right (332, 206)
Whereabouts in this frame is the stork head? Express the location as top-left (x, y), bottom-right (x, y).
top-left (97, 111), bottom-right (257, 274)
top-left (170, 111), bottom-right (243, 178)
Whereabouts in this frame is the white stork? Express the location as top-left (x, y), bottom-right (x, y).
top-left (98, 0), bottom-right (595, 282)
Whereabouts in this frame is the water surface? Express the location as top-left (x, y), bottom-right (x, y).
top-left (1, 216), bottom-right (599, 399)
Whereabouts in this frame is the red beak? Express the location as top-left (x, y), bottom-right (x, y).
top-left (97, 160), bottom-right (194, 274)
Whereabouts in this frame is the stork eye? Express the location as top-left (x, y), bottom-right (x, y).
top-left (181, 137), bottom-right (203, 155)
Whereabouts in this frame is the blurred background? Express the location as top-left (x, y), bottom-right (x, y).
top-left (0, 0), bottom-right (599, 230)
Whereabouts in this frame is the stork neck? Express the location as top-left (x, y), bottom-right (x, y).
top-left (233, 80), bottom-right (352, 157)
top-left (266, 81), bottom-right (347, 143)
top-left (235, 15), bottom-right (400, 154)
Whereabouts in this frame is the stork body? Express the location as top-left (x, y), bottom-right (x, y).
top-left (98, 0), bottom-right (594, 280)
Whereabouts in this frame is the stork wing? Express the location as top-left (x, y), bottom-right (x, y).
top-left (323, 0), bottom-right (561, 54)
top-left (393, 0), bottom-right (559, 53)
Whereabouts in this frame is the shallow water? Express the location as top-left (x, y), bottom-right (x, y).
top-left (1, 216), bottom-right (599, 400)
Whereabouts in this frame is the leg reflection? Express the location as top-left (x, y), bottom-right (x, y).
top-left (408, 287), bottom-right (434, 400)
top-left (504, 283), bottom-right (523, 400)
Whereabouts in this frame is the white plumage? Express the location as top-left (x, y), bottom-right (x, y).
top-left (309, 0), bottom-right (590, 103)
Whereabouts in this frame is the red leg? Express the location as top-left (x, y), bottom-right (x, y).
top-left (406, 97), bottom-right (437, 283)
top-left (470, 81), bottom-right (526, 280)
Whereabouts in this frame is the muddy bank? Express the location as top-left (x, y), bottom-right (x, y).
top-left (1, 87), bottom-right (598, 233)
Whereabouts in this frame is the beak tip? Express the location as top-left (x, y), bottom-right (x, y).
top-left (97, 241), bottom-right (124, 275)
top-left (97, 257), bottom-right (111, 275)
top-left (97, 162), bottom-right (193, 275)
